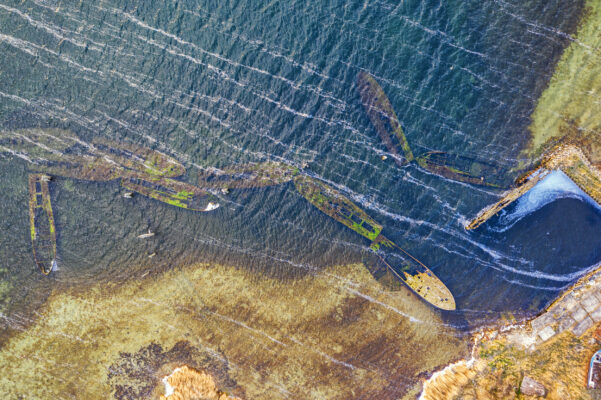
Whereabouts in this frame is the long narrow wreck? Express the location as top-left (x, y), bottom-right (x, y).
top-left (294, 174), bottom-right (455, 310)
top-left (28, 174), bottom-right (57, 275)
top-left (466, 142), bottom-right (601, 230)
top-left (357, 71), bottom-right (414, 166)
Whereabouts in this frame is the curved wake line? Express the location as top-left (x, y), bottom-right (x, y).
top-left (490, 170), bottom-right (601, 233)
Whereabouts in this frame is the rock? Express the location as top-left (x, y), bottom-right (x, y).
top-left (520, 376), bottom-right (546, 397)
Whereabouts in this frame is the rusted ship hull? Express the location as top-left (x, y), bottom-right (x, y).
top-left (293, 175), bottom-right (455, 310)
top-left (417, 151), bottom-right (507, 188)
top-left (28, 174), bottom-right (57, 275)
top-left (370, 236), bottom-right (456, 310)
top-left (293, 175), bottom-right (382, 241)
top-left (357, 71), bottom-right (414, 166)
top-left (92, 138), bottom-right (186, 179)
top-left (198, 162), bottom-right (300, 190)
top-left (122, 176), bottom-right (216, 212)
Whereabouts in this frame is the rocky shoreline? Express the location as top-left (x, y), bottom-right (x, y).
top-left (420, 261), bottom-right (601, 399)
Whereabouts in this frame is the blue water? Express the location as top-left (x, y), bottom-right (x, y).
top-left (0, 0), bottom-right (594, 334)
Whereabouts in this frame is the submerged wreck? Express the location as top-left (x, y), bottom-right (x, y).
top-left (466, 143), bottom-right (601, 230)
top-left (294, 174), bottom-right (455, 310)
top-left (122, 176), bottom-right (216, 212)
top-left (357, 71), bottom-right (414, 166)
top-left (357, 72), bottom-right (508, 188)
top-left (197, 161), bottom-right (300, 190)
top-left (28, 174), bottom-right (57, 275)
top-left (5, 129), bottom-right (455, 308)
top-left (416, 151), bottom-right (507, 188)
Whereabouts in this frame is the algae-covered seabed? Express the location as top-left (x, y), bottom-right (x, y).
top-left (0, 262), bottom-right (466, 399)
top-left (527, 0), bottom-right (601, 157)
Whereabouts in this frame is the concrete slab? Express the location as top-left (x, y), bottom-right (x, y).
top-left (561, 295), bottom-right (579, 313)
top-left (581, 293), bottom-right (600, 313)
top-left (572, 316), bottom-right (594, 337)
top-left (572, 306), bottom-right (588, 323)
top-left (531, 313), bottom-right (556, 332)
top-left (538, 326), bottom-right (556, 342)
top-left (590, 306), bottom-right (601, 322)
top-left (558, 315), bottom-right (576, 332)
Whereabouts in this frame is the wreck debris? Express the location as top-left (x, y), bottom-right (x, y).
top-left (294, 174), bottom-right (455, 310)
top-left (122, 176), bottom-right (216, 212)
top-left (416, 151), bottom-right (507, 188)
top-left (5, 128), bottom-right (454, 307)
top-left (28, 174), bottom-right (57, 275)
top-left (137, 229), bottom-right (155, 239)
top-left (198, 162), bottom-right (300, 190)
top-left (357, 71), bottom-right (414, 166)
top-left (294, 174), bottom-right (382, 241)
top-left (357, 73), bottom-right (508, 187)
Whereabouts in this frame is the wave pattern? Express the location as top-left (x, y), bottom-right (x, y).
top-left (0, 0), bottom-right (594, 334)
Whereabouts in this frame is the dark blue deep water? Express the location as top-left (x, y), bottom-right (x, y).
top-left (0, 0), bottom-right (595, 332)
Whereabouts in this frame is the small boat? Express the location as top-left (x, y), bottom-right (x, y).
top-left (137, 229), bottom-right (155, 239)
top-left (123, 192), bottom-right (133, 198)
top-left (588, 349), bottom-right (601, 388)
top-left (293, 174), bottom-right (455, 310)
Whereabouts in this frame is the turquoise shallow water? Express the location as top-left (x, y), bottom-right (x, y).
top-left (0, 0), bottom-right (596, 334)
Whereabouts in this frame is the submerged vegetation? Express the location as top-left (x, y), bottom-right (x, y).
top-left (0, 261), bottom-right (466, 399)
top-left (527, 0), bottom-right (601, 158)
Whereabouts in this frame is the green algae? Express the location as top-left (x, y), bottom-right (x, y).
top-left (527, 0), bottom-right (601, 157)
top-left (0, 262), bottom-right (466, 399)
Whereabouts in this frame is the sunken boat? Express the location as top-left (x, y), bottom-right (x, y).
top-left (293, 175), bottom-right (455, 310)
top-left (293, 174), bottom-right (382, 241)
top-left (28, 174), bottom-right (57, 275)
top-left (92, 138), bottom-right (186, 179)
top-left (122, 175), bottom-right (218, 212)
top-left (197, 162), bottom-right (300, 190)
top-left (416, 151), bottom-right (508, 188)
top-left (357, 71), bottom-right (414, 166)
top-left (369, 236), bottom-right (455, 310)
